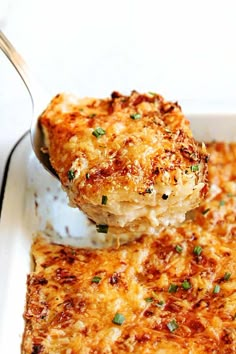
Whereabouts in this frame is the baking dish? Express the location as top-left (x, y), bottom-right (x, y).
top-left (0, 113), bottom-right (236, 353)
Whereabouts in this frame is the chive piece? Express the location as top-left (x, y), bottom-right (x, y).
top-left (144, 297), bottom-right (154, 303)
top-left (112, 313), bottom-right (125, 325)
top-left (96, 224), bottom-right (109, 233)
top-left (202, 208), bottom-right (210, 215)
top-left (92, 127), bottom-right (106, 138)
top-left (86, 173), bottom-right (90, 180)
top-left (89, 113), bottom-right (96, 118)
top-left (130, 113), bottom-right (142, 120)
top-left (145, 188), bottom-right (153, 194)
top-left (213, 284), bottom-right (220, 294)
top-left (175, 245), bottom-right (183, 253)
top-left (168, 284), bottom-right (178, 293)
top-left (91, 276), bottom-right (101, 283)
top-left (227, 193), bottom-right (234, 197)
top-left (156, 300), bottom-right (165, 308)
top-left (68, 169), bottom-right (75, 181)
top-left (219, 200), bottom-right (225, 206)
top-left (182, 280), bottom-right (191, 290)
top-left (191, 165), bottom-right (199, 172)
top-left (167, 319), bottom-right (179, 332)
top-left (223, 272), bottom-right (231, 281)
top-left (102, 195), bottom-right (108, 205)
top-left (148, 91), bottom-right (156, 96)
top-left (193, 245), bottom-right (202, 256)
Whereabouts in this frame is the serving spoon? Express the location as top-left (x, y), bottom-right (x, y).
top-left (0, 30), bottom-right (57, 178)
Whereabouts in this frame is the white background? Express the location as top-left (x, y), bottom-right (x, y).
top-left (1, 0), bottom-right (236, 188)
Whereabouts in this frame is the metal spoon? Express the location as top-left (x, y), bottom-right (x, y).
top-left (0, 30), bottom-right (57, 178)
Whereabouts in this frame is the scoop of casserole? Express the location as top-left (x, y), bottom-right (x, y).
top-left (39, 91), bottom-right (208, 240)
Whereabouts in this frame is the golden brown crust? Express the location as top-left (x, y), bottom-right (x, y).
top-left (39, 91), bottom-right (208, 236)
top-left (22, 142), bottom-right (236, 354)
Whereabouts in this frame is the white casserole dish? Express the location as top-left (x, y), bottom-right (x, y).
top-left (0, 113), bottom-right (236, 353)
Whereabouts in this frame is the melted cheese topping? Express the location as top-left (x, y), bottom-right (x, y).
top-left (39, 91), bottom-right (208, 237)
top-left (22, 142), bottom-right (236, 353)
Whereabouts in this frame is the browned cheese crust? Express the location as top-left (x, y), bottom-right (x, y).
top-left (39, 91), bottom-right (208, 237)
top-left (22, 142), bottom-right (236, 354)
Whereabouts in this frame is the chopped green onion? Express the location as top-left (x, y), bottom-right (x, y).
top-left (144, 297), bottom-right (154, 303)
top-left (112, 313), bottom-right (125, 325)
top-left (130, 113), bottom-right (142, 120)
top-left (148, 91), bottom-right (157, 96)
top-left (101, 195), bottom-right (108, 205)
top-left (89, 113), bottom-right (96, 118)
top-left (175, 245), bottom-right (183, 253)
top-left (193, 245), bottom-right (202, 256)
top-left (202, 208), bottom-right (210, 215)
top-left (91, 276), bottom-right (101, 283)
top-left (86, 173), bottom-right (90, 180)
top-left (182, 280), bottom-right (191, 290)
top-left (145, 188), bottom-right (153, 194)
top-left (68, 169), bottom-right (75, 181)
top-left (96, 224), bottom-right (109, 233)
top-left (168, 284), bottom-right (178, 293)
top-left (191, 165), bottom-right (199, 172)
top-left (219, 200), bottom-right (225, 206)
top-left (223, 272), bottom-right (231, 281)
top-left (213, 284), bottom-right (220, 294)
top-left (92, 127), bottom-right (106, 138)
top-left (167, 319), bottom-right (179, 332)
top-left (156, 300), bottom-right (165, 308)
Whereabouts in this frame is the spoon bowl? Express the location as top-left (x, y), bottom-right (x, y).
top-left (0, 30), bottom-right (58, 178)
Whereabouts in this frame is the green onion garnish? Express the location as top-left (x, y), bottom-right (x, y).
top-left (91, 276), bottom-right (101, 284)
top-left (191, 165), bottom-right (199, 172)
top-left (96, 224), bottom-right (109, 233)
top-left (68, 169), bottom-right (75, 181)
top-left (156, 300), bottom-right (165, 308)
top-left (130, 113), bottom-right (142, 120)
top-left (164, 128), bottom-right (172, 133)
top-left (227, 193), bottom-right (234, 197)
top-left (144, 297), bottom-right (154, 303)
top-left (223, 272), bottom-right (231, 281)
top-left (168, 284), bottom-right (178, 293)
top-left (219, 200), bottom-right (225, 206)
top-left (89, 113), bottom-right (96, 118)
top-left (148, 91), bottom-right (157, 96)
top-left (193, 245), bottom-right (202, 256)
top-left (102, 195), bottom-right (108, 205)
top-left (112, 313), bottom-right (125, 325)
top-left (145, 188), bottom-right (153, 194)
top-left (182, 280), bottom-right (191, 290)
top-left (92, 127), bottom-right (106, 138)
top-left (202, 208), bottom-right (210, 215)
top-left (167, 319), bottom-right (179, 332)
top-left (175, 245), bottom-right (183, 253)
top-left (213, 284), bottom-right (220, 294)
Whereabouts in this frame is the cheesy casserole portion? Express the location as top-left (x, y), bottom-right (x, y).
top-left (22, 142), bottom-right (236, 353)
top-left (39, 91), bottom-right (208, 239)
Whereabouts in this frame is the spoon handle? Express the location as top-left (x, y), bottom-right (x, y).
top-left (0, 30), bottom-right (56, 177)
top-left (0, 30), bottom-right (35, 104)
